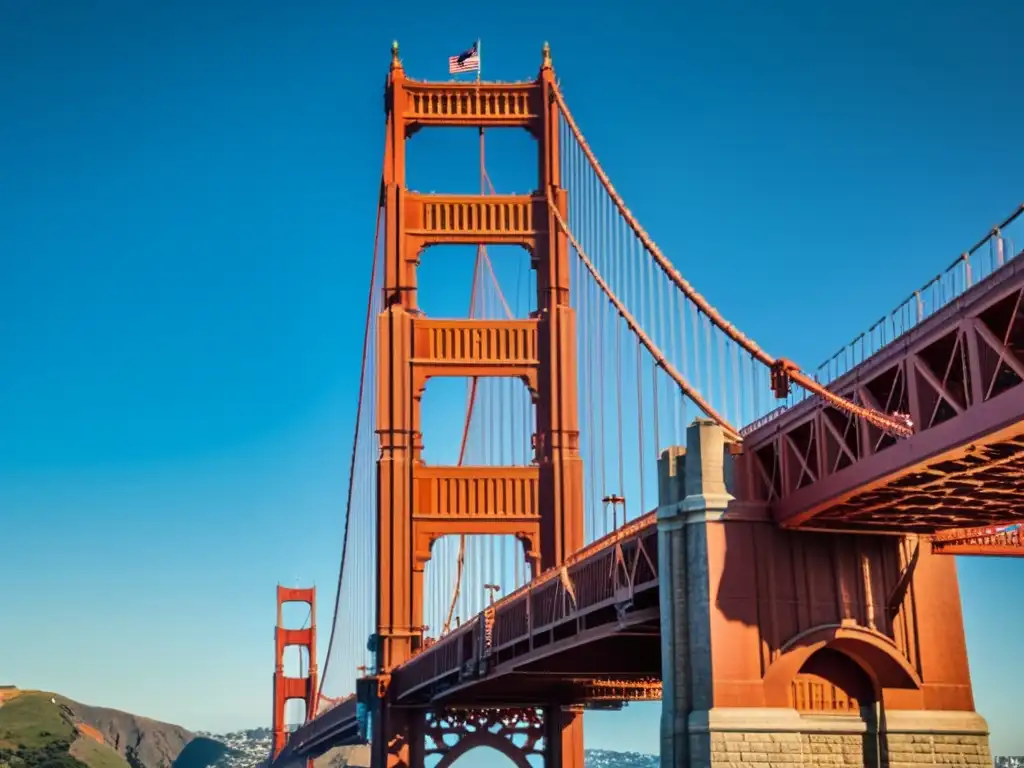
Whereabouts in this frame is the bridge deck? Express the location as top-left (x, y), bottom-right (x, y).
top-left (742, 249), bottom-right (1024, 533)
top-left (285, 515), bottom-right (662, 757)
top-left (390, 512), bottom-right (661, 706)
top-left (288, 254), bottom-right (1024, 757)
top-left (287, 694), bottom-right (360, 757)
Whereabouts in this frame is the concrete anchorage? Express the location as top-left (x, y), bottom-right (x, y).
top-left (657, 420), bottom-right (991, 768)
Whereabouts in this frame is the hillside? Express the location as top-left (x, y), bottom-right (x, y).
top-left (203, 729), bottom-right (367, 768)
top-left (0, 690), bottom-right (192, 768)
top-left (4, 697), bottom-right (1016, 768)
top-left (57, 695), bottom-right (192, 768)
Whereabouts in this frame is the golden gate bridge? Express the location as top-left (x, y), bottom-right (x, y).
top-left (268, 43), bottom-right (1024, 768)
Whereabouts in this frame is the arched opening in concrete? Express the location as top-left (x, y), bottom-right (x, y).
top-left (765, 624), bottom-right (922, 707)
top-left (791, 647), bottom-right (881, 768)
top-left (790, 647), bottom-right (875, 715)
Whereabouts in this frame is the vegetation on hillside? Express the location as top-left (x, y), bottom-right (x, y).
top-left (53, 696), bottom-right (191, 768)
top-left (68, 738), bottom-right (131, 768)
top-left (0, 692), bottom-right (188, 768)
top-left (0, 738), bottom-right (89, 768)
top-left (0, 692), bottom-right (76, 749)
top-left (0, 693), bottom-right (89, 768)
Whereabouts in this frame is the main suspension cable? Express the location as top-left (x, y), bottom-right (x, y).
top-left (546, 192), bottom-right (742, 441)
top-left (551, 84), bottom-right (913, 438)
top-left (318, 171), bottom-right (385, 701)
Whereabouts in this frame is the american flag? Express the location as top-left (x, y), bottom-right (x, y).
top-left (448, 43), bottom-right (480, 74)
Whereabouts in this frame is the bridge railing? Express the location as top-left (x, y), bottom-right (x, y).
top-left (391, 614), bottom-right (483, 696)
top-left (391, 512), bottom-right (660, 700)
top-left (287, 693), bottom-right (359, 755)
top-left (744, 203), bottom-right (1023, 435)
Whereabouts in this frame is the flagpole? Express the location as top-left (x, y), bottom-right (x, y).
top-left (477, 39), bottom-right (485, 198)
top-left (474, 38), bottom-right (499, 596)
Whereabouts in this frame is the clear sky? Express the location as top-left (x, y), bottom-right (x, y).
top-left (1, 0), bottom-right (1022, 761)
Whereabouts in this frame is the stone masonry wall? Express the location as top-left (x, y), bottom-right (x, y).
top-left (704, 730), bottom-right (865, 767)
top-left (696, 729), bottom-right (992, 767)
top-left (884, 733), bottom-right (992, 767)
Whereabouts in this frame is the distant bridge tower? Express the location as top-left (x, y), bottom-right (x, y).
top-left (272, 586), bottom-right (319, 763)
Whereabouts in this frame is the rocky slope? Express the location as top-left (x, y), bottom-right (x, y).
top-left (0, 689), bottom-right (192, 768)
top-left (58, 695), bottom-right (192, 768)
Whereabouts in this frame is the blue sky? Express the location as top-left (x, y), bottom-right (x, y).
top-left (1, 0), bottom-right (1022, 760)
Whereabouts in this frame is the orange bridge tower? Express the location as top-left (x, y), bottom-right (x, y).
top-left (272, 586), bottom-right (319, 764)
top-left (371, 42), bottom-right (586, 767)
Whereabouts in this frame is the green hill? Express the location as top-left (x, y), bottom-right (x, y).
top-left (0, 690), bottom-right (77, 749)
top-left (0, 691), bottom-right (192, 768)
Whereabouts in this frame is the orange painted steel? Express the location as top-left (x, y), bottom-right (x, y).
top-left (376, 41), bottom-right (585, 671)
top-left (932, 525), bottom-right (1024, 557)
top-left (789, 202), bottom-right (1024, 421)
top-left (412, 465), bottom-right (543, 577)
top-left (390, 512), bottom-right (660, 704)
top-left (342, 512), bottom-right (664, 720)
top-left (288, 694), bottom-right (360, 758)
top-left (289, 496), bottom-right (984, 754)
top-left (741, 257), bottom-right (1024, 532)
top-left (272, 586), bottom-right (318, 762)
top-left (409, 317), bottom-right (540, 395)
top-left (405, 192), bottom-right (544, 245)
top-left (370, 42), bottom-right (586, 768)
top-left (400, 81), bottom-right (539, 132)
top-left (275, 44), bottom-right (1014, 768)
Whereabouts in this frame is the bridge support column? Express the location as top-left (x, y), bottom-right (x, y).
top-left (656, 422), bottom-right (732, 768)
top-left (656, 443), bottom-right (687, 768)
top-left (543, 705), bottom-right (584, 768)
top-left (656, 420), bottom-right (993, 768)
top-left (372, 704), bottom-right (424, 768)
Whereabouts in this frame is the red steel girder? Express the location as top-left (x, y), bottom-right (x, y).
top-left (741, 258), bottom-right (1024, 533)
top-left (931, 524), bottom-right (1024, 557)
